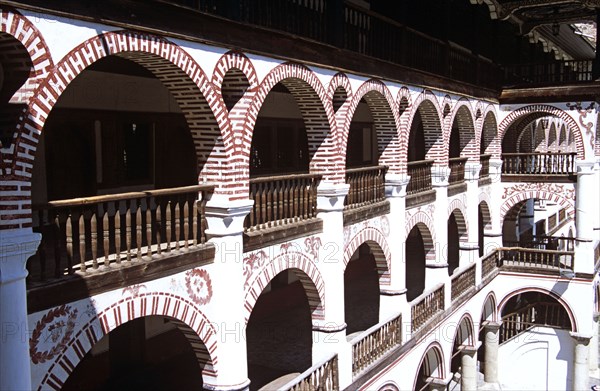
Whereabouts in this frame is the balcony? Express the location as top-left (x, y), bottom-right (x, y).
top-left (501, 152), bottom-right (576, 182)
top-left (244, 173), bottom-right (322, 251)
top-left (448, 157), bottom-right (468, 196)
top-left (344, 165), bottom-right (389, 226)
top-left (478, 154), bottom-right (492, 186)
top-left (498, 247), bottom-right (574, 276)
top-left (28, 185), bottom-right (215, 312)
top-left (504, 60), bottom-right (594, 87)
top-left (406, 160), bottom-right (435, 208)
top-left (411, 284), bottom-right (444, 332)
top-left (278, 353), bottom-right (339, 391)
top-left (450, 263), bottom-right (476, 304)
top-left (161, 0), bottom-right (502, 91)
top-left (351, 314), bottom-right (402, 377)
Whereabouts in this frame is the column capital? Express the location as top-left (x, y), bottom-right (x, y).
top-left (204, 196), bottom-right (253, 238)
top-left (428, 376), bottom-right (451, 391)
top-left (425, 261), bottom-right (449, 269)
top-left (316, 182), bottom-right (350, 212)
top-left (576, 160), bottom-right (596, 175)
top-left (385, 174), bottom-right (410, 198)
top-left (0, 229), bottom-right (41, 284)
top-left (381, 287), bottom-right (407, 296)
top-left (460, 341), bottom-right (482, 355)
top-left (464, 162), bottom-right (482, 181)
top-left (431, 166), bottom-right (451, 187)
top-left (483, 321), bottom-right (502, 331)
top-left (484, 230), bottom-right (503, 238)
top-left (312, 321), bottom-right (347, 333)
top-left (459, 242), bottom-right (479, 251)
top-left (570, 331), bottom-right (593, 344)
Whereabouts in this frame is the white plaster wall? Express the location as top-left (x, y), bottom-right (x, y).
top-left (498, 327), bottom-right (573, 391)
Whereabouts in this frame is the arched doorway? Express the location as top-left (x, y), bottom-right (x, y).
top-left (345, 243), bottom-right (381, 335)
top-left (414, 344), bottom-right (446, 391)
top-left (406, 224), bottom-right (430, 301)
top-left (246, 269), bottom-right (314, 390)
top-left (63, 315), bottom-right (208, 390)
top-left (497, 291), bottom-right (574, 390)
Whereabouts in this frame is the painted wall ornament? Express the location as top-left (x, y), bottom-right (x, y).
top-left (185, 268), bottom-right (213, 306)
top-left (30, 305), bottom-right (78, 364)
top-left (566, 101), bottom-right (596, 149)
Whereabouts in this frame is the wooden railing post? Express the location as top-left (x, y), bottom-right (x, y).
top-left (28, 185), bottom-right (214, 284)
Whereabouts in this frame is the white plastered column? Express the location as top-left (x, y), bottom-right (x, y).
top-left (590, 312), bottom-right (599, 375)
top-left (460, 344), bottom-right (479, 391)
top-left (380, 174), bottom-right (410, 326)
top-left (0, 229), bottom-right (41, 391)
top-left (594, 158), bottom-right (600, 242)
top-left (463, 162), bottom-right (482, 284)
top-left (314, 182), bottom-right (352, 389)
top-left (574, 161), bottom-right (596, 274)
top-left (483, 159), bottom-right (503, 252)
top-left (429, 166), bottom-right (451, 309)
top-left (203, 197), bottom-right (253, 391)
top-left (571, 332), bottom-right (592, 391)
top-left (483, 321), bottom-right (501, 384)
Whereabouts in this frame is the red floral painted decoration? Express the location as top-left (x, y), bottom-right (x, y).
top-left (30, 305), bottom-right (78, 364)
top-left (185, 268), bottom-right (213, 306)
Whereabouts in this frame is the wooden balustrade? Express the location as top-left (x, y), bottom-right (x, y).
top-left (500, 302), bottom-right (571, 343)
top-left (479, 154), bottom-right (491, 178)
top-left (548, 214), bottom-right (557, 230)
top-left (503, 236), bottom-right (574, 252)
top-left (499, 247), bottom-right (574, 272)
top-left (501, 152), bottom-right (576, 176)
top-left (351, 314), bottom-right (402, 376)
top-left (504, 60), bottom-right (594, 85)
top-left (448, 157), bottom-right (468, 186)
top-left (406, 160), bottom-right (433, 196)
top-left (450, 264), bottom-right (476, 302)
top-left (345, 165), bottom-right (388, 210)
top-left (482, 250), bottom-right (499, 280)
top-left (281, 353), bottom-right (339, 391)
top-left (246, 173), bottom-right (321, 231)
top-left (558, 207), bottom-right (566, 223)
top-left (411, 284), bottom-right (444, 332)
top-left (164, 1), bottom-right (502, 89)
top-left (29, 185), bottom-right (212, 283)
